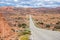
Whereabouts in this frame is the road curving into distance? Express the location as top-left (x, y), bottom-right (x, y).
top-left (29, 15), bottom-right (60, 40)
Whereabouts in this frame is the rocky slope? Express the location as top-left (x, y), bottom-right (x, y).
top-left (0, 13), bottom-right (18, 40)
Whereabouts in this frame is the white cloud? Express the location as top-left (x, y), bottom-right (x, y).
top-left (0, 2), bottom-right (5, 3)
top-left (0, 0), bottom-right (60, 7)
top-left (6, 3), bottom-right (12, 5)
top-left (16, 4), bottom-right (32, 8)
top-left (14, 0), bottom-right (18, 2)
top-left (54, 0), bottom-right (60, 2)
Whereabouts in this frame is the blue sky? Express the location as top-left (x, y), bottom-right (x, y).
top-left (0, 0), bottom-right (60, 8)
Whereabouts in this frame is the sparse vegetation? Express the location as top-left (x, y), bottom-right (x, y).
top-left (37, 22), bottom-right (44, 25)
top-left (18, 23), bottom-right (27, 28)
top-left (22, 29), bottom-right (31, 35)
top-left (11, 29), bottom-right (15, 32)
top-left (18, 24), bottom-right (22, 28)
top-left (0, 12), bottom-right (30, 40)
top-left (46, 24), bottom-right (50, 28)
top-left (19, 35), bottom-right (29, 40)
top-left (54, 21), bottom-right (60, 29)
top-left (33, 14), bottom-right (60, 31)
top-left (1, 6), bottom-right (60, 40)
top-left (55, 25), bottom-right (60, 29)
top-left (21, 23), bottom-right (27, 28)
top-left (56, 21), bottom-right (60, 24)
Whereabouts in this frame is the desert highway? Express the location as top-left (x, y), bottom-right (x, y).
top-left (29, 15), bottom-right (60, 40)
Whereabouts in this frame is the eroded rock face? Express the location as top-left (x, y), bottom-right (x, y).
top-left (0, 13), bottom-right (16, 40)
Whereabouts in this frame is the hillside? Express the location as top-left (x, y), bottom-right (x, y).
top-left (0, 7), bottom-right (60, 16)
top-left (0, 13), bottom-right (14, 40)
top-left (0, 6), bottom-right (60, 40)
top-left (0, 7), bottom-right (30, 40)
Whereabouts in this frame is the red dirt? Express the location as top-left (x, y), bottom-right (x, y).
top-left (0, 13), bottom-right (17, 40)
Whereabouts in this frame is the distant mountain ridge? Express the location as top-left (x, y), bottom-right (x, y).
top-left (0, 6), bottom-right (60, 15)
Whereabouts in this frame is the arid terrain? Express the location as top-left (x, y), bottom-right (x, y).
top-left (0, 7), bottom-right (30, 40)
top-left (32, 14), bottom-right (60, 31)
top-left (0, 6), bottom-right (60, 40)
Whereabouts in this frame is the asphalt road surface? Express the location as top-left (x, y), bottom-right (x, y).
top-left (29, 15), bottom-right (60, 40)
